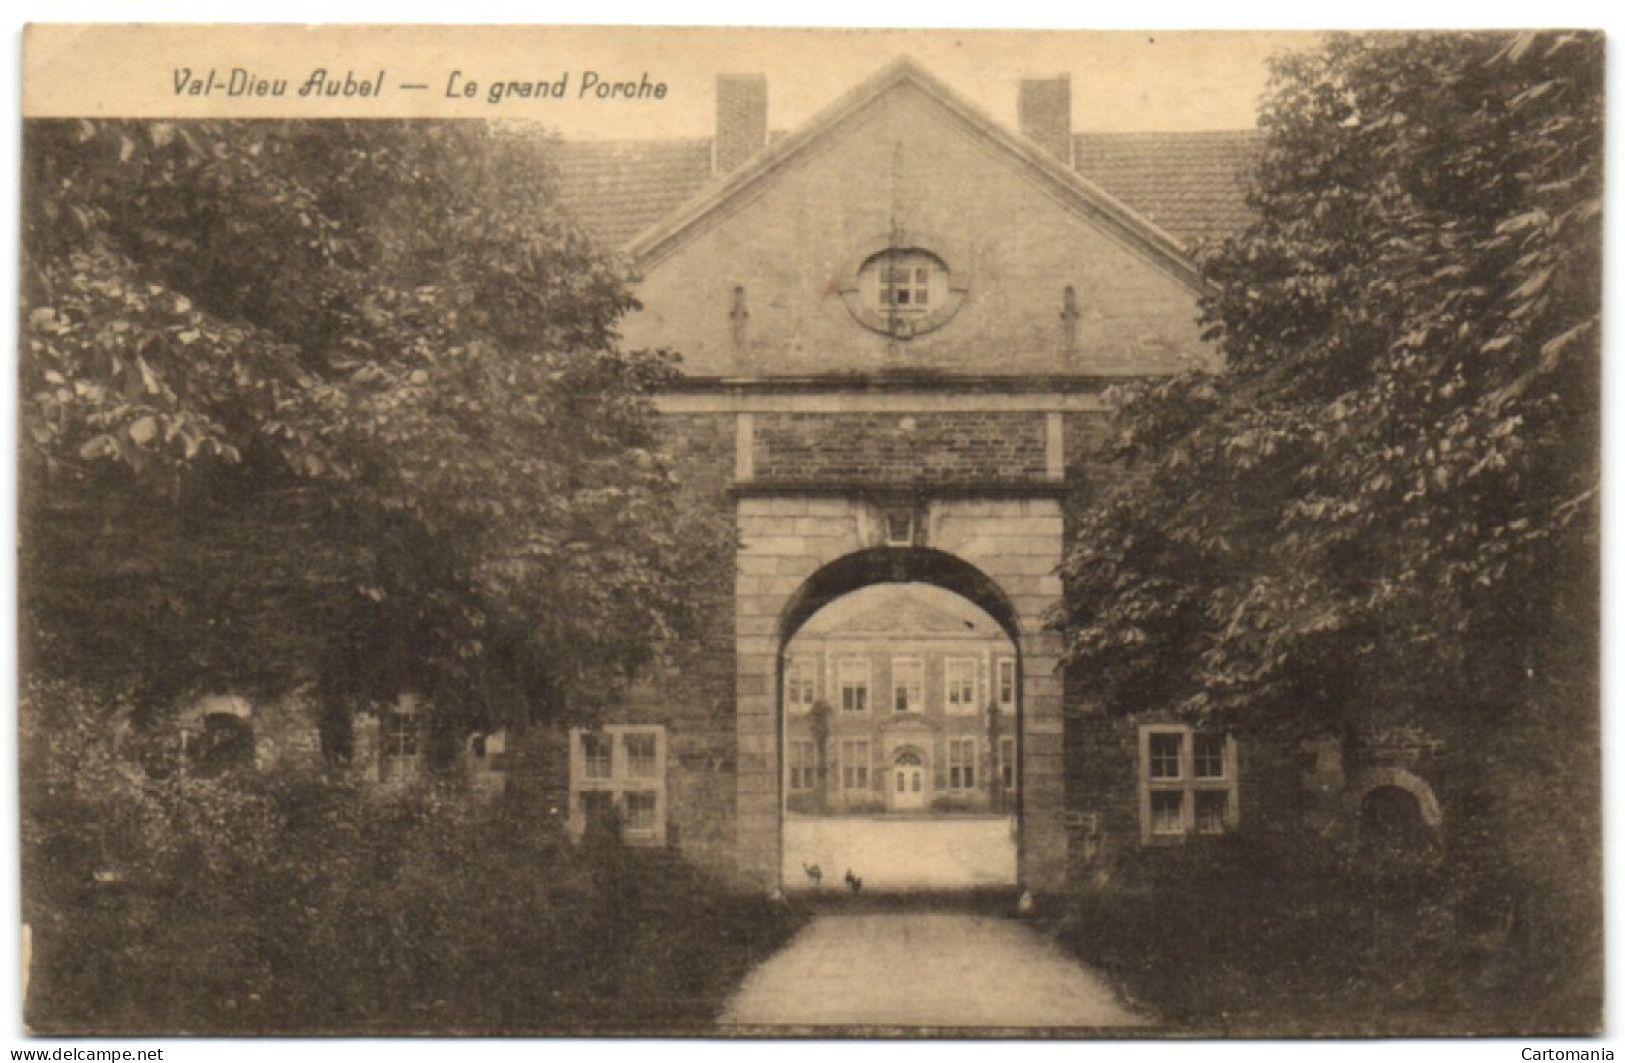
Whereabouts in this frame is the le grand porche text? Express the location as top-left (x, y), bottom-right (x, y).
top-left (444, 70), bottom-right (668, 104)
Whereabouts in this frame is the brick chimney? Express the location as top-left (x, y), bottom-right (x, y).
top-left (1018, 75), bottom-right (1073, 166)
top-left (714, 74), bottom-right (768, 174)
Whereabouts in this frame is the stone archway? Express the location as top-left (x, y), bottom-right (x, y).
top-left (733, 493), bottom-right (1067, 892)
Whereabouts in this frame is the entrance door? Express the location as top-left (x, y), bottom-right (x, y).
top-left (892, 750), bottom-right (927, 811)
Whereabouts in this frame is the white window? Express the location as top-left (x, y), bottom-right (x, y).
top-left (838, 658), bottom-right (871, 713)
top-left (581, 732), bottom-right (613, 780)
top-left (380, 696), bottom-right (421, 782)
top-left (785, 656), bottom-right (818, 714)
top-left (948, 738), bottom-right (977, 790)
top-left (624, 791), bottom-right (658, 833)
top-left (892, 658), bottom-right (924, 713)
top-left (569, 725), bottom-right (667, 845)
top-left (945, 658), bottom-right (978, 715)
top-left (861, 249), bottom-right (948, 315)
top-left (996, 657), bottom-right (1017, 713)
top-left (1139, 725), bottom-right (1238, 843)
top-left (624, 732), bottom-right (658, 779)
top-left (840, 739), bottom-right (871, 791)
top-left (787, 739), bottom-right (817, 792)
top-left (1000, 736), bottom-right (1015, 792)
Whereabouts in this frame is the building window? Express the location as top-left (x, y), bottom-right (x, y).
top-left (624, 732), bottom-right (658, 779)
top-left (948, 738), bottom-right (977, 790)
top-left (996, 657), bottom-right (1017, 713)
top-left (840, 739), bottom-right (871, 791)
top-left (1193, 733), bottom-right (1225, 780)
top-left (624, 791), bottom-right (658, 833)
top-left (1139, 725), bottom-right (1238, 843)
top-left (1149, 790), bottom-right (1184, 836)
top-left (582, 731), bottom-right (614, 780)
top-left (1000, 736), bottom-right (1016, 792)
top-left (840, 236), bottom-right (968, 339)
top-left (839, 658), bottom-right (871, 713)
top-left (580, 790), bottom-right (617, 834)
top-left (785, 656), bottom-right (818, 714)
top-left (569, 725), bottom-right (666, 845)
top-left (1195, 790), bottom-right (1228, 835)
top-left (945, 658), bottom-right (978, 715)
top-left (861, 248), bottom-right (947, 315)
top-left (787, 739), bottom-right (817, 792)
top-left (1148, 732), bottom-right (1182, 779)
top-left (892, 658), bottom-right (924, 713)
top-left (380, 699), bottom-right (421, 782)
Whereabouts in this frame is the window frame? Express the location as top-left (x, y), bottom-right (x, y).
top-left (623, 731), bottom-right (659, 780)
top-left (865, 249), bottom-right (947, 316)
top-left (787, 739), bottom-right (818, 792)
top-left (581, 731), bottom-right (614, 781)
top-left (1000, 736), bottom-right (1016, 793)
top-left (379, 695), bottom-right (422, 782)
top-left (1138, 725), bottom-right (1238, 844)
top-left (838, 657), bottom-right (872, 714)
top-left (995, 657), bottom-right (1017, 714)
top-left (947, 737), bottom-right (978, 791)
top-left (569, 724), bottom-right (667, 845)
top-left (839, 738), bottom-right (872, 792)
top-left (784, 655), bottom-right (819, 715)
top-left (944, 657), bottom-right (979, 715)
top-left (891, 657), bottom-right (924, 714)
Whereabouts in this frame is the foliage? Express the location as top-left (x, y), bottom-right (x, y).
top-left (1055, 30), bottom-right (1600, 737)
top-left (1051, 32), bottom-right (1602, 1025)
top-left (21, 679), bottom-right (803, 1034)
top-left (21, 118), bottom-right (726, 737)
top-left (1051, 869), bottom-right (1599, 1036)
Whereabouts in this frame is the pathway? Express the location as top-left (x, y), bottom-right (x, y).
top-left (720, 912), bottom-right (1151, 1031)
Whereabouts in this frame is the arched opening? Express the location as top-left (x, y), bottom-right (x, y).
top-left (1360, 785), bottom-right (1427, 841)
top-left (778, 548), bottom-right (1022, 891)
top-left (188, 713), bottom-right (257, 777)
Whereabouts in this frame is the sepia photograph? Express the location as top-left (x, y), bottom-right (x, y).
top-left (10, 21), bottom-right (1606, 1041)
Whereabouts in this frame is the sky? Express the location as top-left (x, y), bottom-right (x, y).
top-left (21, 25), bottom-right (1309, 137)
top-left (479, 27), bottom-right (1311, 138)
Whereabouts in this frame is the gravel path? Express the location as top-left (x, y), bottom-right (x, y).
top-left (720, 912), bottom-right (1151, 1031)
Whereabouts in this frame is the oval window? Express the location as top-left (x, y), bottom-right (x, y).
top-left (859, 249), bottom-right (948, 318)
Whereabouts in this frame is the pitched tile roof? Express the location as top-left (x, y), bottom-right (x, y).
top-left (548, 137), bottom-right (713, 253)
top-left (548, 128), bottom-right (1263, 253)
top-left (1073, 130), bottom-right (1265, 247)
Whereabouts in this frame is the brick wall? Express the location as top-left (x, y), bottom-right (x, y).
top-left (1064, 706), bottom-right (1403, 883)
top-left (611, 412), bottom-right (742, 872)
top-left (755, 412), bottom-right (1049, 483)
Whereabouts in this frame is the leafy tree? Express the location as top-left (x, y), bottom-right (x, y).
top-left (1056, 31), bottom-right (1599, 740)
top-left (21, 119), bottom-right (724, 752)
top-left (1053, 33), bottom-right (1602, 1012)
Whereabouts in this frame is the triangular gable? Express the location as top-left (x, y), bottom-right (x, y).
top-left (625, 57), bottom-right (1205, 292)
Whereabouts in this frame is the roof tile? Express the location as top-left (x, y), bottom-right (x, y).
top-left (549, 129), bottom-right (1264, 253)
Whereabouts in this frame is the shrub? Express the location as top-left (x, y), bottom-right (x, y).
top-left (21, 679), bottom-right (803, 1033)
